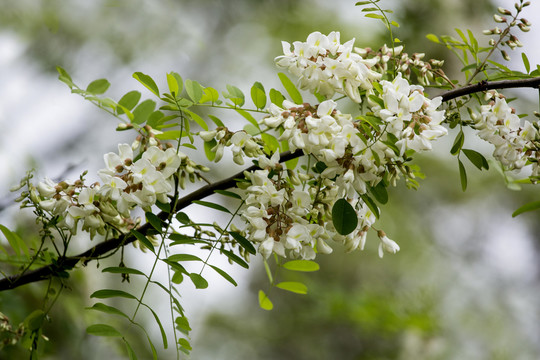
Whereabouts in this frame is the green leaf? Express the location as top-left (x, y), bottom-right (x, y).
top-left (86, 79), bottom-right (110, 95)
top-left (214, 189), bottom-right (242, 199)
top-left (0, 224), bottom-right (21, 256)
top-left (208, 114), bottom-right (225, 127)
top-left (258, 290), bottom-right (273, 310)
top-left (282, 259), bottom-right (320, 272)
top-left (221, 249), bottom-right (249, 268)
top-left (204, 139), bottom-right (217, 161)
top-left (365, 13), bottom-right (384, 19)
top-left (251, 82), bottom-right (267, 109)
top-left (278, 72), bottom-right (303, 104)
top-left (185, 79), bottom-right (204, 103)
top-left (512, 200), bottom-right (540, 217)
top-left (57, 66), bottom-right (74, 87)
top-left (183, 108), bottom-right (208, 130)
top-left (426, 34), bottom-right (440, 43)
top-left (133, 72), bottom-right (160, 96)
top-left (90, 289), bottom-right (136, 300)
top-left (178, 338), bottom-right (192, 352)
top-left (458, 159), bottom-right (467, 191)
top-left (175, 316), bottom-right (192, 335)
top-left (276, 281), bottom-right (308, 294)
top-left (229, 231), bottom-right (256, 255)
top-left (236, 109), bottom-right (260, 128)
top-left (125, 340), bottom-right (138, 360)
top-left (261, 133), bottom-right (280, 154)
top-left (87, 302), bottom-right (129, 319)
top-left (102, 266), bottom-right (146, 276)
top-left (145, 306), bottom-right (168, 349)
top-left (189, 273), bottom-right (209, 289)
top-left (209, 265), bottom-right (238, 286)
top-left (269, 88), bottom-right (285, 107)
top-left (224, 84), bottom-right (245, 107)
top-left (462, 149), bottom-right (489, 170)
top-left (332, 199), bottom-right (358, 235)
top-left (369, 181), bottom-right (388, 204)
top-left (25, 310), bottom-right (45, 331)
top-left (131, 229), bottom-right (155, 253)
top-left (200, 87), bottom-right (220, 104)
top-left (360, 194), bottom-right (380, 219)
top-left (146, 212), bottom-right (164, 232)
top-left (132, 99), bottom-right (156, 124)
top-left (166, 72), bottom-right (179, 96)
top-left (176, 212), bottom-right (191, 224)
top-left (522, 52), bottom-right (531, 73)
top-left (244, 124), bottom-right (259, 135)
top-left (168, 254), bottom-right (204, 262)
top-left (86, 324), bottom-right (123, 337)
top-left (450, 130), bottom-right (464, 155)
top-left (192, 200), bottom-right (231, 214)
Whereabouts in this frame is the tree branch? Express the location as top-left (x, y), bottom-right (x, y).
top-left (3, 76), bottom-right (540, 291)
top-left (0, 150), bottom-right (303, 291)
top-left (440, 77), bottom-right (540, 102)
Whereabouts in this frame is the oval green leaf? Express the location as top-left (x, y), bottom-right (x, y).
top-left (332, 198), bottom-right (358, 235)
top-left (86, 324), bottom-right (123, 337)
top-left (276, 281), bottom-right (308, 294)
top-left (282, 259), bottom-right (320, 272)
top-left (258, 290), bottom-right (273, 310)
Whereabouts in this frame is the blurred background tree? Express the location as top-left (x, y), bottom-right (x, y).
top-left (1, 0), bottom-right (540, 359)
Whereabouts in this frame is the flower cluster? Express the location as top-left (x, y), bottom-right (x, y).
top-left (369, 73), bottom-right (447, 156)
top-left (355, 45), bottom-right (445, 86)
top-left (33, 144), bottom-right (188, 238)
top-left (474, 95), bottom-right (539, 172)
top-left (240, 153), bottom-right (386, 260)
top-left (275, 31), bottom-right (381, 102)
top-left (200, 128), bottom-right (264, 165)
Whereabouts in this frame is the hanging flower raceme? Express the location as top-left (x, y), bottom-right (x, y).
top-left (275, 31), bottom-right (382, 102)
top-left (32, 144), bottom-right (190, 238)
top-left (474, 95), bottom-right (539, 172)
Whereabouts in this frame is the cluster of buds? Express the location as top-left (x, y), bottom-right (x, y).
top-left (199, 127), bottom-right (264, 165)
top-left (483, 1), bottom-right (531, 61)
top-left (355, 45), bottom-right (446, 86)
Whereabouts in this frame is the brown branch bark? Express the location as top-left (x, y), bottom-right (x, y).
top-left (2, 76), bottom-right (540, 291)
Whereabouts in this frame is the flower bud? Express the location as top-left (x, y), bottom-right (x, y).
top-left (498, 7), bottom-right (512, 15)
top-left (493, 14), bottom-right (506, 23)
top-left (501, 50), bottom-right (511, 61)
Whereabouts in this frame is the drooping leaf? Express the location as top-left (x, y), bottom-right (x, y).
top-left (57, 66), bottom-right (74, 87)
top-left (87, 303), bottom-right (129, 319)
top-left (145, 212), bottom-right (164, 232)
top-left (189, 273), bottom-right (209, 289)
top-left (209, 264), bottom-right (238, 286)
top-left (90, 289), bottom-right (136, 300)
top-left (183, 108), bottom-right (208, 131)
top-left (282, 260), bottom-right (320, 272)
top-left (229, 231), bottom-right (256, 255)
top-left (258, 290), bottom-right (273, 310)
top-left (261, 133), bottom-right (280, 154)
top-left (86, 79), bottom-right (110, 95)
top-left (86, 324), bottom-right (123, 337)
top-left (168, 254), bottom-right (204, 262)
top-left (276, 281), bottom-right (308, 294)
top-left (458, 159), bottom-right (467, 191)
top-left (512, 200), bottom-right (540, 217)
top-left (192, 200), bottom-right (231, 214)
top-left (221, 249), bottom-right (249, 268)
top-left (214, 189), bottom-right (242, 199)
top-left (278, 72), bottom-right (303, 104)
top-left (125, 341), bottom-right (138, 360)
top-left (369, 181), bottom-right (389, 204)
top-left (176, 212), bottom-right (191, 224)
top-left (102, 267), bottom-right (146, 277)
top-left (236, 109), bottom-right (260, 128)
top-left (332, 199), bottom-right (358, 235)
top-left (251, 82), bottom-right (267, 109)
top-left (462, 149), bottom-right (489, 170)
top-left (208, 114), bottom-right (225, 127)
top-left (204, 139), bottom-right (217, 161)
top-left (450, 130), bottom-right (464, 155)
top-left (360, 194), bottom-right (380, 219)
top-left (133, 72), bottom-right (160, 96)
top-left (131, 229), bottom-right (155, 253)
top-left (24, 310), bottom-right (45, 331)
